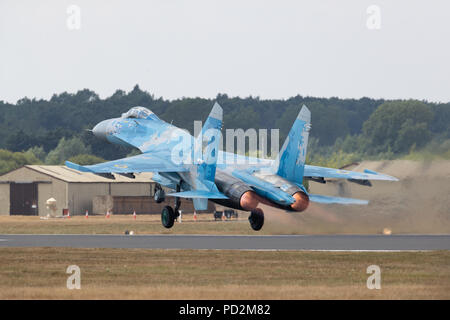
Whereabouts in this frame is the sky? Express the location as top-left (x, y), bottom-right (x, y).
top-left (1, 0), bottom-right (449, 103)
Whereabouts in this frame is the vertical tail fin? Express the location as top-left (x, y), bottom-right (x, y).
top-left (188, 102), bottom-right (223, 210)
top-left (195, 102), bottom-right (223, 183)
top-left (272, 105), bottom-right (311, 184)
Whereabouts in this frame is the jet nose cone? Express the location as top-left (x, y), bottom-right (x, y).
top-left (92, 120), bottom-right (109, 139)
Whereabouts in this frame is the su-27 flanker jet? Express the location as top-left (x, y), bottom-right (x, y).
top-left (66, 103), bottom-right (398, 231)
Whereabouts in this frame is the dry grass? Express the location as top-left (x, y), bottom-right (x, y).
top-left (0, 248), bottom-right (449, 299)
top-left (4, 284), bottom-right (447, 300)
top-left (0, 214), bottom-right (263, 235)
top-left (0, 210), bottom-right (446, 235)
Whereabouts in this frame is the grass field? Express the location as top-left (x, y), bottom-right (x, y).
top-left (1, 212), bottom-right (366, 235)
top-left (1, 207), bottom-right (448, 299)
top-left (0, 214), bottom-right (267, 235)
top-left (0, 211), bottom-right (433, 235)
top-left (0, 248), bottom-right (448, 299)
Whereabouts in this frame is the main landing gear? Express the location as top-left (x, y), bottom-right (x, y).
top-left (161, 184), bottom-right (181, 229)
top-left (160, 183), bottom-right (265, 231)
top-left (248, 208), bottom-right (264, 231)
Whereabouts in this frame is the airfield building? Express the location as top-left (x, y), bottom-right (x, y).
top-left (0, 165), bottom-right (213, 216)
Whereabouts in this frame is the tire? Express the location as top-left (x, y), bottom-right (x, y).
top-left (248, 208), bottom-right (264, 231)
top-left (161, 206), bottom-right (175, 228)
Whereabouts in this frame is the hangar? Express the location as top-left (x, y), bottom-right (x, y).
top-left (0, 165), bottom-right (212, 216)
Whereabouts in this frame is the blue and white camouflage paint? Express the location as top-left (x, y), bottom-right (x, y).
top-left (67, 103), bottom-right (399, 212)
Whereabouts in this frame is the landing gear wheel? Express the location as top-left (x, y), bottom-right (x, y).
top-left (249, 208), bottom-right (264, 231)
top-left (161, 206), bottom-right (176, 228)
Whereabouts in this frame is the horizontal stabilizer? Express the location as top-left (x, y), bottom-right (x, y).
top-left (167, 190), bottom-right (228, 199)
top-left (309, 194), bottom-right (369, 205)
top-left (364, 169), bottom-right (381, 175)
top-left (304, 165), bottom-right (398, 181)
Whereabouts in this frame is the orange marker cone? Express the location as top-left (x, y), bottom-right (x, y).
top-left (221, 211), bottom-right (226, 221)
top-left (85, 210), bottom-right (89, 219)
top-left (106, 210), bottom-right (111, 218)
top-left (133, 211), bottom-right (136, 220)
top-left (67, 210), bottom-right (71, 219)
top-left (193, 211), bottom-right (197, 222)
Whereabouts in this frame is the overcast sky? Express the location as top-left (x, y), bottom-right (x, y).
top-left (1, 0), bottom-right (449, 103)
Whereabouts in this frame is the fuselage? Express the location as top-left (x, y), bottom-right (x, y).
top-left (92, 107), bottom-right (308, 212)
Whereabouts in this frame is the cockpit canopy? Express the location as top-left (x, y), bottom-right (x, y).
top-left (121, 106), bottom-right (157, 120)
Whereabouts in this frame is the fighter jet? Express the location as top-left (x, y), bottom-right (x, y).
top-left (66, 103), bottom-right (398, 231)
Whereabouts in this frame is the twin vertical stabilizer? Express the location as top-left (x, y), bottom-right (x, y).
top-left (169, 102), bottom-right (227, 210)
top-left (271, 105), bottom-right (311, 184)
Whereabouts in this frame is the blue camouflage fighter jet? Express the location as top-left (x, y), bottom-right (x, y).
top-left (66, 103), bottom-right (398, 231)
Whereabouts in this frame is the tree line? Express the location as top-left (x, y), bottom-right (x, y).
top-left (0, 85), bottom-right (448, 175)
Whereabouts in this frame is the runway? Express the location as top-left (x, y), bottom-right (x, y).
top-left (0, 234), bottom-right (449, 251)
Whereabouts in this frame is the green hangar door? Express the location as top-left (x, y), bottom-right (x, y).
top-left (10, 182), bottom-right (38, 215)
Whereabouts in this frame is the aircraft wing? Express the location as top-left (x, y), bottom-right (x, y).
top-left (65, 152), bottom-right (188, 174)
top-left (304, 165), bottom-right (398, 181)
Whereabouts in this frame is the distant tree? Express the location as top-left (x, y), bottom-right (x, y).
top-left (277, 102), bottom-right (351, 146)
top-left (430, 103), bottom-right (450, 137)
top-left (5, 130), bottom-right (38, 152)
top-left (0, 149), bottom-right (41, 175)
top-left (0, 88), bottom-right (447, 161)
top-left (26, 146), bottom-right (46, 162)
top-left (74, 89), bottom-right (99, 103)
top-left (38, 128), bottom-right (74, 152)
top-left (45, 137), bottom-right (91, 165)
top-left (67, 154), bottom-right (105, 165)
top-left (362, 100), bottom-right (434, 154)
top-left (394, 119), bottom-right (431, 153)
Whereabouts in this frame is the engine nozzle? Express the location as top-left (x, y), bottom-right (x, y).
top-left (239, 190), bottom-right (261, 211)
top-left (290, 191), bottom-right (310, 212)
